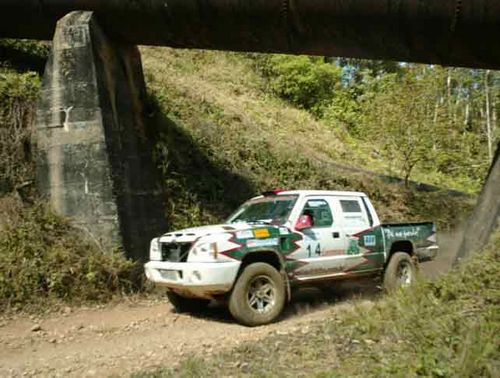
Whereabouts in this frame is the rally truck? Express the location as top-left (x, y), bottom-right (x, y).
top-left (144, 190), bottom-right (438, 326)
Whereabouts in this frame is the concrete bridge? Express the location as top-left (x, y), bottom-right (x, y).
top-left (1, 0), bottom-right (498, 260)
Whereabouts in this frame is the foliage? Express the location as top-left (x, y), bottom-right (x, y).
top-left (0, 196), bottom-right (144, 312)
top-left (251, 53), bottom-right (498, 192)
top-left (361, 66), bottom-right (493, 190)
top-left (0, 39), bottom-right (50, 73)
top-left (254, 54), bottom-right (342, 116)
top-left (363, 68), bottom-right (437, 186)
top-left (142, 48), bottom-right (473, 233)
top-left (0, 68), bottom-right (40, 195)
top-left (135, 229), bottom-right (500, 377)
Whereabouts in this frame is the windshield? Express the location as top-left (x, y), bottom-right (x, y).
top-left (227, 195), bottom-right (298, 225)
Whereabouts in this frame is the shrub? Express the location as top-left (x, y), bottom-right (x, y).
top-left (254, 54), bottom-right (342, 116)
top-left (0, 68), bottom-right (40, 195)
top-left (0, 196), bottom-right (144, 312)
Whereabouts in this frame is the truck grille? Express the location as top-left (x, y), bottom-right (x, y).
top-left (161, 242), bottom-right (192, 262)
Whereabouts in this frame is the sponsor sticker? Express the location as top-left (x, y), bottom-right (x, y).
top-left (253, 228), bottom-right (270, 238)
top-left (347, 238), bottom-right (360, 255)
top-left (235, 230), bottom-right (254, 239)
top-left (279, 227), bottom-right (290, 235)
top-left (247, 238), bottom-right (279, 248)
top-left (363, 235), bottom-right (376, 246)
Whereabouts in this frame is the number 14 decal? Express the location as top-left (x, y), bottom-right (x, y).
top-left (306, 243), bottom-right (321, 257)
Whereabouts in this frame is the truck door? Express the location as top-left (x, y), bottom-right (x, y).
top-left (290, 197), bottom-right (347, 280)
top-left (335, 196), bottom-right (379, 274)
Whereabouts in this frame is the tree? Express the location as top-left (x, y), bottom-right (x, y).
top-left (363, 67), bottom-right (438, 187)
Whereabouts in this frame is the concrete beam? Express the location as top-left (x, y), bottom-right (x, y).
top-left (35, 11), bottom-right (167, 259)
top-left (2, 1), bottom-right (500, 69)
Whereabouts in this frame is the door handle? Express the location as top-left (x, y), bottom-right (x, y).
top-left (332, 232), bottom-right (340, 238)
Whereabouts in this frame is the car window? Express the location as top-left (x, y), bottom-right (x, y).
top-left (340, 200), bottom-right (362, 213)
top-left (227, 195), bottom-right (298, 225)
top-left (340, 199), bottom-right (368, 227)
top-left (301, 199), bottom-right (333, 228)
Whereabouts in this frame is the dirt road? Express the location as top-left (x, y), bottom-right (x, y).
top-left (0, 292), bottom-right (369, 377)
top-left (0, 247), bottom-right (455, 378)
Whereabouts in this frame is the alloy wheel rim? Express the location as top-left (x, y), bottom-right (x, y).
top-left (397, 261), bottom-right (413, 286)
top-left (247, 275), bottom-right (276, 314)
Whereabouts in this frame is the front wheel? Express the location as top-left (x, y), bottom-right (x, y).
top-left (383, 252), bottom-right (416, 291)
top-left (229, 263), bottom-right (286, 326)
top-left (166, 291), bottom-right (209, 313)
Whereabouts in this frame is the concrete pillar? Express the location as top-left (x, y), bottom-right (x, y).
top-left (35, 11), bottom-right (167, 260)
top-left (455, 143), bottom-right (500, 263)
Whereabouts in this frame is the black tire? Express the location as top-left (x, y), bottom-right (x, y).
top-left (229, 262), bottom-right (286, 326)
top-left (166, 291), bottom-right (209, 313)
top-left (383, 252), bottom-right (416, 291)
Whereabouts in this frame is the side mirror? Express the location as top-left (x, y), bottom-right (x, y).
top-left (295, 214), bottom-right (313, 231)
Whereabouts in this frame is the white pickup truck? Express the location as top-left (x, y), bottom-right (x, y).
top-left (144, 190), bottom-right (438, 326)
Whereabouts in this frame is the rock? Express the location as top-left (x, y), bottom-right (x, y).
top-left (237, 362), bottom-right (249, 369)
top-left (49, 338), bottom-right (57, 344)
top-left (31, 324), bottom-right (42, 332)
top-left (364, 339), bottom-right (376, 345)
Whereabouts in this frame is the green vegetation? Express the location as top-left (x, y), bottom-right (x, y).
top-left (135, 230), bottom-right (500, 377)
top-left (253, 55), bottom-right (497, 192)
top-left (0, 196), bottom-right (143, 312)
top-left (142, 48), bottom-right (474, 232)
top-left (0, 67), bottom-right (39, 195)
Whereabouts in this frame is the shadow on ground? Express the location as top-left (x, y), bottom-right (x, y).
top-left (170, 245), bottom-right (463, 326)
top-left (173, 278), bottom-right (382, 325)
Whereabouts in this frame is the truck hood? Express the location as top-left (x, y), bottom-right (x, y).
top-left (158, 223), bottom-right (273, 243)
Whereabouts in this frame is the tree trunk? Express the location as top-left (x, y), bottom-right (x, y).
top-left (485, 69), bottom-right (493, 162)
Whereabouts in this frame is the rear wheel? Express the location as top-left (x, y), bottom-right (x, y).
top-left (383, 252), bottom-right (416, 291)
top-left (166, 291), bottom-right (209, 313)
top-left (229, 263), bottom-right (286, 326)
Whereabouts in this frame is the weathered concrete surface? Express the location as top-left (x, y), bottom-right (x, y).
top-left (455, 143), bottom-right (500, 263)
top-left (35, 11), bottom-right (166, 260)
top-left (2, 1), bottom-right (500, 70)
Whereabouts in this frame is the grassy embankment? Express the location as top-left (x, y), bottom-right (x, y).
top-left (140, 47), bottom-right (474, 231)
top-left (136, 230), bottom-right (500, 377)
top-left (0, 41), bottom-right (474, 312)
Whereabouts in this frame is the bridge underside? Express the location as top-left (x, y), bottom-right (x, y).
top-left (2, 0), bottom-right (500, 70)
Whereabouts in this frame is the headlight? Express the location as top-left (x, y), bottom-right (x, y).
top-left (149, 238), bottom-right (161, 261)
top-left (191, 242), bottom-right (218, 259)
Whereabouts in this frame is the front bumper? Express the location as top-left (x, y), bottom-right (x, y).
top-left (415, 245), bottom-right (439, 262)
top-left (144, 260), bottom-right (241, 299)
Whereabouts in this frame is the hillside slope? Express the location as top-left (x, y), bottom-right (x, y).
top-left (140, 47), bottom-right (473, 231)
